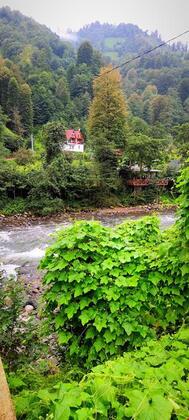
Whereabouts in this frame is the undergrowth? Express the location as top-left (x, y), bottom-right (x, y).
top-left (10, 327), bottom-right (189, 419)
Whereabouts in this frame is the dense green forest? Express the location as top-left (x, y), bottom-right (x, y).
top-left (0, 6), bottom-right (188, 216)
top-left (77, 22), bottom-right (189, 127)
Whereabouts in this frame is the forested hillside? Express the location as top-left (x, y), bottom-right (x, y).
top-left (77, 21), bottom-right (187, 58)
top-left (77, 21), bottom-right (163, 58)
top-left (76, 22), bottom-right (189, 127)
top-left (0, 7), bottom-right (102, 130)
top-left (0, 7), bottom-right (188, 216)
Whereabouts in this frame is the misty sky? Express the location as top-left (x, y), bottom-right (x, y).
top-left (0, 0), bottom-right (189, 44)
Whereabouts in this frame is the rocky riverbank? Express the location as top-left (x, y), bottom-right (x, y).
top-left (0, 203), bottom-right (177, 228)
top-left (0, 204), bottom-right (177, 310)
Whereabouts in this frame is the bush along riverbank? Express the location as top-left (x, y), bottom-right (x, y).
top-left (0, 164), bottom-right (188, 419)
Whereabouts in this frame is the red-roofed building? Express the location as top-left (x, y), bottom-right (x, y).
top-left (63, 129), bottom-right (84, 152)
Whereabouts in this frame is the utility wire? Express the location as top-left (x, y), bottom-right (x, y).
top-left (95, 29), bottom-right (189, 78)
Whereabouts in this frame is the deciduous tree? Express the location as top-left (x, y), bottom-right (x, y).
top-left (43, 121), bottom-right (66, 164)
top-left (125, 133), bottom-right (166, 172)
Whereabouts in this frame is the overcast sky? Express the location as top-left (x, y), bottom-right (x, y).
top-left (0, 0), bottom-right (189, 44)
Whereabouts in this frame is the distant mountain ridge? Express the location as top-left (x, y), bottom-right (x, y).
top-left (73, 21), bottom-right (187, 63)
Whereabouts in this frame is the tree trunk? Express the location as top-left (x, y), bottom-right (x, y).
top-left (0, 357), bottom-right (16, 419)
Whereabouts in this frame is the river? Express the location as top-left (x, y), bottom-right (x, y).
top-left (0, 211), bottom-right (175, 277)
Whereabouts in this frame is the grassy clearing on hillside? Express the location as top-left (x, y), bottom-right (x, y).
top-left (104, 37), bottom-right (125, 49)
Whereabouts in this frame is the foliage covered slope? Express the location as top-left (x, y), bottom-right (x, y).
top-left (10, 327), bottom-right (189, 419)
top-left (77, 22), bottom-right (162, 57)
top-left (0, 6), bottom-right (73, 67)
top-left (0, 7), bottom-right (101, 131)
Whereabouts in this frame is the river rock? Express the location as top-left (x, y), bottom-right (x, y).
top-left (24, 304), bottom-right (34, 314)
top-left (4, 296), bottom-right (13, 306)
top-left (32, 288), bottom-right (40, 294)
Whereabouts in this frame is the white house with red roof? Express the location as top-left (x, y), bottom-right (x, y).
top-left (63, 129), bottom-right (84, 152)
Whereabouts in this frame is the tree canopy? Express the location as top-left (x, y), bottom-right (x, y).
top-left (88, 65), bottom-right (128, 149)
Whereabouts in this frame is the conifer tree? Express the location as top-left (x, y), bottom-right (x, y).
top-left (88, 65), bottom-right (128, 149)
top-left (0, 64), bottom-right (12, 112)
top-left (143, 99), bottom-right (153, 125)
top-left (77, 42), bottom-right (93, 66)
top-left (0, 106), bottom-right (6, 158)
top-left (19, 83), bottom-right (33, 136)
top-left (88, 66), bottom-right (128, 193)
top-left (7, 76), bottom-right (20, 132)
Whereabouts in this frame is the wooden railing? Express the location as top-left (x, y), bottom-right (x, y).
top-left (0, 357), bottom-right (16, 419)
top-left (127, 178), bottom-right (169, 187)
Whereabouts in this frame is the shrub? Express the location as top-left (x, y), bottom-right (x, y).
top-left (41, 216), bottom-right (188, 366)
top-left (27, 195), bottom-right (64, 216)
top-left (176, 161), bottom-right (189, 245)
top-left (13, 148), bottom-right (34, 165)
top-left (12, 327), bottom-right (189, 419)
top-left (47, 327), bottom-right (189, 419)
top-left (2, 125), bottom-right (22, 151)
top-left (0, 275), bottom-right (39, 368)
top-left (0, 197), bottom-right (27, 215)
top-left (8, 361), bottom-right (63, 420)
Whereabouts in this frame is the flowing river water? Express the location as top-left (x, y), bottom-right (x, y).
top-left (0, 211), bottom-right (175, 278)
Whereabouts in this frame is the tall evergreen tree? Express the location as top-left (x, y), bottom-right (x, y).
top-left (88, 66), bottom-right (128, 192)
top-left (56, 77), bottom-right (70, 105)
top-left (88, 65), bottom-right (128, 149)
top-left (32, 85), bottom-right (54, 125)
top-left (143, 100), bottom-right (153, 125)
top-left (0, 63), bottom-right (12, 112)
top-left (179, 78), bottom-right (189, 103)
top-left (19, 83), bottom-right (33, 136)
top-left (151, 95), bottom-right (173, 128)
top-left (77, 42), bottom-right (93, 66)
top-left (0, 106), bottom-right (6, 158)
top-left (128, 93), bottom-right (143, 118)
top-left (7, 76), bottom-right (21, 133)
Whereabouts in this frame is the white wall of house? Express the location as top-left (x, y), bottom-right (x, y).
top-left (63, 143), bottom-right (84, 153)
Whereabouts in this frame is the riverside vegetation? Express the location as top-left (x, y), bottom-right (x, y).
top-left (0, 7), bottom-right (189, 215)
top-left (0, 163), bottom-right (188, 419)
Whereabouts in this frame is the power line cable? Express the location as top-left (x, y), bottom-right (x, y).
top-left (95, 29), bottom-right (189, 78)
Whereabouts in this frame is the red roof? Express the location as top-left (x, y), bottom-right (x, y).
top-left (65, 129), bottom-right (84, 142)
